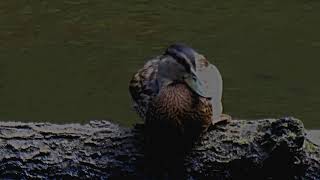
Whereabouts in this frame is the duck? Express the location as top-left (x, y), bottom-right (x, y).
top-left (129, 43), bottom-right (230, 177)
top-left (129, 43), bottom-right (230, 138)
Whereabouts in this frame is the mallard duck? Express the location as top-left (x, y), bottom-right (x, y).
top-left (129, 43), bottom-right (229, 138)
top-left (130, 44), bottom-right (230, 177)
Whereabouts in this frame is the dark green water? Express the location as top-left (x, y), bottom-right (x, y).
top-left (0, 0), bottom-right (319, 128)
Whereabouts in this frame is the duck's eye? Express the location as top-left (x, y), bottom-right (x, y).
top-left (192, 75), bottom-right (197, 81)
top-left (183, 73), bottom-right (197, 80)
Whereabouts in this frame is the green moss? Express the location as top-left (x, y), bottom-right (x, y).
top-left (304, 141), bottom-right (318, 153)
top-left (288, 132), bottom-right (297, 139)
top-left (236, 138), bottom-right (250, 145)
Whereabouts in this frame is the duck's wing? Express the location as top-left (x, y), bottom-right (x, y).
top-left (129, 57), bottom-right (161, 120)
top-left (196, 58), bottom-right (223, 124)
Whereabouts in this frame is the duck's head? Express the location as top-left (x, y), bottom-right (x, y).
top-left (157, 43), bottom-right (210, 98)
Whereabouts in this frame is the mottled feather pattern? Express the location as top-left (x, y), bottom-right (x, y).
top-left (129, 44), bottom-right (225, 129)
top-left (146, 84), bottom-right (212, 137)
top-left (129, 54), bottom-right (223, 124)
top-left (129, 56), bottom-right (161, 119)
top-left (130, 45), bottom-right (226, 176)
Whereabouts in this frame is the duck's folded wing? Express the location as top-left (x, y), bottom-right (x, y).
top-left (196, 59), bottom-right (223, 122)
top-left (129, 57), bottom-right (160, 120)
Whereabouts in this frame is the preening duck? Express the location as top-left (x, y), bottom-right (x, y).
top-left (129, 43), bottom-right (230, 139)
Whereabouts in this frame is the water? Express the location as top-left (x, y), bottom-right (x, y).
top-left (0, 0), bottom-right (319, 128)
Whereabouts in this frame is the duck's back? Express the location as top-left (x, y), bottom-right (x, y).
top-left (129, 57), bottom-right (161, 120)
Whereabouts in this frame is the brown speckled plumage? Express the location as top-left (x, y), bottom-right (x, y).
top-left (129, 44), bottom-right (228, 142)
top-left (129, 44), bottom-right (228, 176)
top-left (129, 57), bottom-right (160, 119)
top-left (129, 44), bottom-right (229, 176)
top-left (146, 83), bottom-right (212, 138)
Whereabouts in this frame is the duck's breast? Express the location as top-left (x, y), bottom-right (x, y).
top-left (146, 83), bottom-right (213, 135)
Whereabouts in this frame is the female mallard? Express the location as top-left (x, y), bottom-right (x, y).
top-left (129, 44), bottom-right (229, 136)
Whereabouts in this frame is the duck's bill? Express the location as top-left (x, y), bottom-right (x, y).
top-left (184, 74), bottom-right (211, 98)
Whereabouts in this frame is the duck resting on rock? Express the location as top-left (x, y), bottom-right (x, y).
top-left (129, 43), bottom-right (230, 142)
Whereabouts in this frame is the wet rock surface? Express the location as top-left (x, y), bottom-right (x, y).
top-left (0, 117), bottom-right (319, 179)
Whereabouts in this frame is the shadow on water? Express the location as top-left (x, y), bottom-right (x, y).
top-left (0, 0), bottom-right (319, 129)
